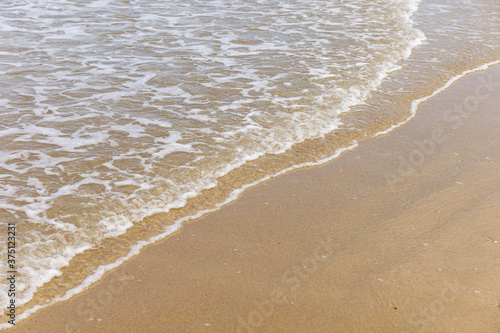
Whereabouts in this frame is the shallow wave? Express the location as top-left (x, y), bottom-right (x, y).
top-left (17, 0), bottom-right (500, 327)
top-left (0, 0), bottom-right (426, 317)
top-left (1, 0), bottom-right (500, 325)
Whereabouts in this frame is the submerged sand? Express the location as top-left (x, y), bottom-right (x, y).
top-left (7, 65), bottom-right (500, 332)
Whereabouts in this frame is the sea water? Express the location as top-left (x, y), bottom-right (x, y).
top-left (0, 0), bottom-right (498, 325)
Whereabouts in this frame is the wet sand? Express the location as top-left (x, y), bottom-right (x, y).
top-left (7, 65), bottom-right (500, 332)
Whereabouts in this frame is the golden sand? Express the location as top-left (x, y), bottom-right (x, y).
top-left (7, 65), bottom-right (500, 333)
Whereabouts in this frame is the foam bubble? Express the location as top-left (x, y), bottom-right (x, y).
top-left (8, 0), bottom-right (496, 327)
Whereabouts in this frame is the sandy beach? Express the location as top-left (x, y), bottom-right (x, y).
top-left (7, 65), bottom-right (500, 332)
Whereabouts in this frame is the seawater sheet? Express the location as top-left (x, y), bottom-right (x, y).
top-left (0, 0), bottom-right (498, 326)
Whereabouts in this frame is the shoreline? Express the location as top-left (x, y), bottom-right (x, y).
top-left (6, 64), bottom-right (500, 332)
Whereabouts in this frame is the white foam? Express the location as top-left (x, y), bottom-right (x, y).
top-left (0, 141), bottom-right (360, 330)
top-left (4, 0), bottom-right (498, 328)
top-left (9, 56), bottom-right (498, 332)
top-left (375, 59), bottom-right (500, 137)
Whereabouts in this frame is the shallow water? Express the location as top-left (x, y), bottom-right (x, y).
top-left (0, 0), bottom-right (498, 325)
